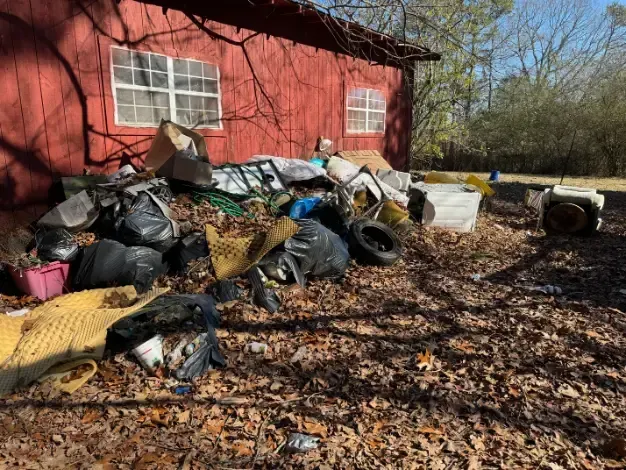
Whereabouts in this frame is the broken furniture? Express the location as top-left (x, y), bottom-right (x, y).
top-left (538, 185), bottom-right (604, 235)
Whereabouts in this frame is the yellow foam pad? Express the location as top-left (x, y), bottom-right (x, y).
top-left (206, 217), bottom-right (300, 280)
top-left (0, 286), bottom-right (168, 396)
top-left (37, 358), bottom-right (98, 395)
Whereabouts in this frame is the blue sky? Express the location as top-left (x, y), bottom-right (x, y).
top-left (594, 0), bottom-right (625, 6)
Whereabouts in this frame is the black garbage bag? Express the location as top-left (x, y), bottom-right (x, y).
top-left (259, 251), bottom-right (306, 287)
top-left (284, 219), bottom-right (349, 279)
top-left (248, 267), bottom-right (281, 313)
top-left (72, 239), bottom-right (165, 293)
top-left (35, 229), bottom-right (79, 262)
top-left (210, 280), bottom-right (242, 303)
top-left (115, 192), bottom-right (177, 252)
top-left (175, 326), bottom-right (226, 380)
top-left (166, 233), bottom-right (209, 274)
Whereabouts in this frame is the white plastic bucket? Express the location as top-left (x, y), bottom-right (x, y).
top-left (132, 335), bottom-right (164, 373)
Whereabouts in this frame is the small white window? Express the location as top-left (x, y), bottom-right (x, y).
top-left (111, 46), bottom-right (221, 129)
top-left (346, 87), bottom-right (386, 133)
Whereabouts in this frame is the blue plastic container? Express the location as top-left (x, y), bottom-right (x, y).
top-left (289, 197), bottom-right (321, 219)
top-left (309, 158), bottom-right (326, 168)
top-left (489, 170), bottom-right (500, 182)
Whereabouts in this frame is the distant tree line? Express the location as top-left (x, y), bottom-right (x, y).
top-left (311, 0), bottom-right (626, 176)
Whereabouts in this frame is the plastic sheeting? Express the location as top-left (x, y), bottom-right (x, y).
top-left (72, 239), bottom-right (165, 294)
top-left (326, 156), bottom-right (409, 206)
top-left (210, 280), bottom-right (242, 303)
top-left (37, 190), bottom-right (99, 233)
top-left (35, 229), bottom-right (79, 262)
top-left (114, 192), bottom-right (178, 252)
top-left (259, 251), bottom-right (306, 287)
top-left (284, 219), bottom-right (349, 279)
top-left (248, 267), bottom-right (281, 313)
top-left (248, 156), bottom-right (327, 184)
top-left (166, 233), bottom-right (209, 274)
top-left (175, 326), bottom-right (226, 380)
top-left (289, 197), bottom-right (321, 219)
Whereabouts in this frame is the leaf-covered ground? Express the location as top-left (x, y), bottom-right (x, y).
top-left (2, 181), bottom-right (626, 469)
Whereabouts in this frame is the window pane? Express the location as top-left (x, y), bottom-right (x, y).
top-left (134, 90), bottom-right (151, 106)
top-left (369, 111), bottom-right (385, 122)
top-left (151, 54), bottom-right (167, 72)
top-left (136, 107), bottom-right (153, 123)
top-left (174, 74), bottom-right (189, 91)
top-left (133, 69), bottom-right (150, 87)
top-left (153, 107), bottom-right (170, 122)
top-left (113, 66), bottom-right (133, 85)
top-left (132, 51), bottom-right (150, 70)
top-left (189, 96), bottom-right (203, 110)
top-left (189, 61), bottom-right (203, 77)
top-left (369, 90), bottom-right (384, 102)
top-left (118, 105), bottom-right (135, 123)
top-left (202, 111), bottom-right (220, 127)
top-left (204, 97), bottom-right (219, 112)
top-left (204, 79), bottom-right (218, 94)
top-left (173, 59), bottom-right (187, 74)
top-left (190, 111), bottom-right (201, 125)
top-left (152, 92), bottom-right (169, 108)
top-left (176, 110), bottom-right (191, 126)
top-left (203, 63), bottom-right (217, 79)
top-left (151, 71), bottom-right (168, 88)
top-left (368, 99), bottom-right (385, 111)
top-left (349, 88), bottom-right (367, 99)
top-left (112, 48), bottom-right (131, 66)
top-left (369, 120), bottom-right (384, 132)
top-left (347, 120), bottom-right (366, 132)
top-left (347, 97), bottom-right (366, 109)
top-left (348, 110), bottom-right (366, 121)
top-left (175, 94), bottom-right (190, 109)
top-left (190, 77), bottom-right (203, 92)
top-left (116, 89), bottom-right (134, 105)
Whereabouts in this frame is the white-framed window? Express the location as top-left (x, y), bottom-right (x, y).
top-left (110, 46), bottom-right (222, 129)
top-left (346, 87), bottom-right (386, 133)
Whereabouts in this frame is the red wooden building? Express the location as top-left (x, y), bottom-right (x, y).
top-left (0, 0), bottom-right (437, 225)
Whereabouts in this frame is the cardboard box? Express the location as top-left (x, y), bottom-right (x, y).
top-left (336, 150), bottom-right (392, 173)
top-left (144, 120), bottom-right (213, 186)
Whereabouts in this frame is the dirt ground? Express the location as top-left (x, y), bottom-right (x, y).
top-left (2, 176), bottom-right (626, 469)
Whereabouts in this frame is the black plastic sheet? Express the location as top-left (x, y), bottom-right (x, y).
top-left (115, 192), bottom-right (177, 252)
top-left (166, 233), bottom-right (209, 274)
top-left (284, 219), bottom-right (349, 279)
top-left (210, 280), bottom-right (242, 303)
top-left (72, 239), bottom-right (165, 293)
top-left (248, 267), bottom-right (281, 313)
top-left (259, 251), bottom-right (306, 287)
top-left (35, 229), bottom-right (79, 262)
top-left (175, 326), bottom-right (226, 380)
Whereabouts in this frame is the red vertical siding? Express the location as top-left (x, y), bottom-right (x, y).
top-left (0, 0), bottom-right (411, 226)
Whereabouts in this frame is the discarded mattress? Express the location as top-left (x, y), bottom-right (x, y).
top-left (0, 286), bottom-right (168, 396)
top-left (205, 217), bottom-right (300, 280)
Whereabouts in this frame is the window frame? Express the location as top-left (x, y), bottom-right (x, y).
top-left (345, 86), bottom-right (386, 135)
top-left (109, 45), bottom-right (223, 130)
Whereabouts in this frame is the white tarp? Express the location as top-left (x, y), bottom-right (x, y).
top-left (247, 155), bottom-right (327, 184)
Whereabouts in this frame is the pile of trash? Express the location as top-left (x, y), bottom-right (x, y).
top-left (0, 120), bottom-right (496, 401)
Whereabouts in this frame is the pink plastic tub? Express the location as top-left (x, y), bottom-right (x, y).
top-left (9, 261), bottom-right (71, 300)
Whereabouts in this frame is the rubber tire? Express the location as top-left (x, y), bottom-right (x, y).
top-left (348, 218), bottom-right (402, 266)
